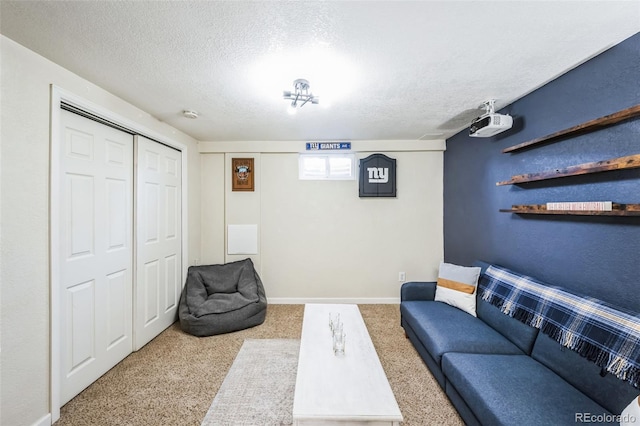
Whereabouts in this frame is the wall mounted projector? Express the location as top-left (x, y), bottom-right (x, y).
top-left (469, 100), bottom-right (513, 137)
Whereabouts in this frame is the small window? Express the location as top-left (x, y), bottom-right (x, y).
top-left (299, 153), bottom-right (355, 180)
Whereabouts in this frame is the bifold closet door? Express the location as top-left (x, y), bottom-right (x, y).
top-left (134, 136), bottom-right (182, 350)
top-left (59, 110), bottom-right (134, 405)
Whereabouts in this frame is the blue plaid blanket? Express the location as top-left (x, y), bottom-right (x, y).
top-left (480, 265), bottom-right (640, 389)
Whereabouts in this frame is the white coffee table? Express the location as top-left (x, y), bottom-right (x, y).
top-left (293, 304), bottom-right (403, 425)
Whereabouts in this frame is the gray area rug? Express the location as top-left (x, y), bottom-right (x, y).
top-left (201, 339), bottom-right (300, 426)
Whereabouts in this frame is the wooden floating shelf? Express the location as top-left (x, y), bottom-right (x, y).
top-left (496, 154), bottom-right (640, 186)
top-left (500, 204), bottom-right (640, 216)
top-left (502, 104), bottom-right (640, 153)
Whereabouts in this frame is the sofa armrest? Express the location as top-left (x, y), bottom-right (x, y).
top-left (401, 281), bottom-right (437, 301)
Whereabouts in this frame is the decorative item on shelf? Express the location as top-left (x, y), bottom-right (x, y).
top-left (546, 201), bottom-right (613, 211)
top-left (231, 158), bottom-right (254, 191)
top-left (500, 203), bottom-right (640, 216)
top-left (503, 103), bottom-right (640, 153)
top-left (496, 154), bottom-right (640, 186)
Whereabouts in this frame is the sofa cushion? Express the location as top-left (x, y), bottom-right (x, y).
top-left (400, 301), bottom-right (524, 366)
top-left (402, 317), bottom-right (447, 388)
top-left (476, 298), bottom-right (539, 355)
top-left (531, 332), bottom-right (640, 415)
top-left (435, 262), bottom-right (481, 317)
top-left (442, 352), bottom-right (612, 426)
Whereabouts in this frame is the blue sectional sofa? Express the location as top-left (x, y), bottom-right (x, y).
top-left (400, 262), bottom-right (639, 425)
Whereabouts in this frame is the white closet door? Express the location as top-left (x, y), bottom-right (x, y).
top-left (59, 110), bottom-right (134, 405)
top-left (135, 136), bottom-right (182, 350)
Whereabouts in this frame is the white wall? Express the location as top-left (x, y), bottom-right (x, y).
top-left (200, 141), bottom-right (445, 302)
top-left (0, 36), bottom-right (201, 426)
top-left (225, 153), bottom-right (262, 269)
top-left (200, 154), bottom-right (225, 264)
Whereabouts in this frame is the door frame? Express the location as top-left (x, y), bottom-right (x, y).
top-left (50, 85), bottom-right (189, 422)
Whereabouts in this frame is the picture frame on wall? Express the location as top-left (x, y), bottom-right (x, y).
top-left (232, 158), bottom-right (254, 191)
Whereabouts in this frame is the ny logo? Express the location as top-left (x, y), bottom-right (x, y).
top-left (367, 167), bottom-right (389, 183)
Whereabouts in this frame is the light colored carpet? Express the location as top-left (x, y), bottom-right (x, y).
top-left (201, 339), bottom-right (299, 426)
top-left (58, 305), bottom-right (463, 425)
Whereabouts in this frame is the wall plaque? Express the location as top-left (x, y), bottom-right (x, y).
top-left (359, 153), bottom-right (396, 197)
top-left (232, 158), bottom-right (254, 191)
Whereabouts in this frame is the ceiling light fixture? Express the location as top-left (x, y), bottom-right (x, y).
top-left (283, 79), bottom-right (319, 111)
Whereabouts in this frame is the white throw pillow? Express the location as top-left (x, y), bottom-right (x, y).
top-left (434, 262), bottom-right (481, 317)
top-left (621, 396), bottom-right (640, 425)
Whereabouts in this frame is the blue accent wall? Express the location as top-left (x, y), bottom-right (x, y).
top-left (444, 32), bottom-right (640, 311)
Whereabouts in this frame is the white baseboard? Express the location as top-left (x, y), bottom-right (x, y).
top-left (267, 297), bottom-right (400, 304)
top-left (32, 413), bottom-right (51, 426)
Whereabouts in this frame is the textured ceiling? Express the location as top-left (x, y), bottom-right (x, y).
top-left (1, 1), bottom-right (639, 142)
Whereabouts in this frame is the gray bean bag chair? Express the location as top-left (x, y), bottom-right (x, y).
top-left (178, 258), bottom-right (267, 336)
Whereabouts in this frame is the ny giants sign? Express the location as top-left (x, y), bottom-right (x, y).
top-left (359, 154), bottom-right (396, 197)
